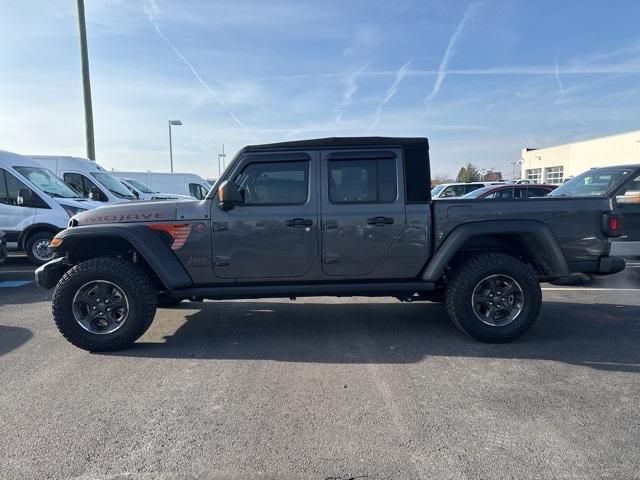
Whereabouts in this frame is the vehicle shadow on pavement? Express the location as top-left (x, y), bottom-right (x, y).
top-left (0, 325), bottom-right (33, 356)
top-left (105, 300), bottom-right (640, 373)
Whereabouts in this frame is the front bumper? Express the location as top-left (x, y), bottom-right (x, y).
top-left (34, 257), bottom-right (67, 289)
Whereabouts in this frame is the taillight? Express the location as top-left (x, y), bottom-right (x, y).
top-left (602, 213), bottom-right (623, 237)
top-left (147, 223), bottom-right (191, 250)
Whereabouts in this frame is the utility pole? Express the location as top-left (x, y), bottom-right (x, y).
top-left (217, 144), bottom-right (227, 177)
top-left (168, 120), bottom-right (182, 172)
top-left (76, 0), bottom-right (95, 160)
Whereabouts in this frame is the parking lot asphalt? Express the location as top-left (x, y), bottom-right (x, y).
top-left (1, 255), bottom-right (639, 480)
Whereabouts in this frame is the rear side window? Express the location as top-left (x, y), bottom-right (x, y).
top-left (234, 161), bottom-right (308, 205)
top-left (527, 187), bottom-right (552, 198)
top-left (329, 158), bottom-right (397, 204)
top-left (465, 184), bottom-right (484, 194)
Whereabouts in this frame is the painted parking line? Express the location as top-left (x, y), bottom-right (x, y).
top-left (0, 280), bottom-right (32, 288)
top-left (542, 287), bottom-right (640, 291)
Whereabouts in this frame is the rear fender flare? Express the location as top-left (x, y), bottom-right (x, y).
top-left (422, 220), bottom-right (570, 281)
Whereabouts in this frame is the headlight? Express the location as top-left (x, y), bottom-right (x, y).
top-left (60, 205), bottom-right (87, 218)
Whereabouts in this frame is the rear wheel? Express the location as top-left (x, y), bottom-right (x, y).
top-left (445, 253), bottom-right (542, 342)
top-left (25, 231), bottom-right (55, 265)
top-left (52, 257), bottom-right (157, 351)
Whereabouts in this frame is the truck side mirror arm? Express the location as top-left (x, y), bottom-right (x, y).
top-left (217, 180), bottom-right (243, 211)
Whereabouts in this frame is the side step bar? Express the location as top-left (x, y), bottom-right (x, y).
top-left (172, 281), bottom-right (435, 301)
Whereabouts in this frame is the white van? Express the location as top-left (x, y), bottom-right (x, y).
top-left (28, 156), bottom-right (136, 203)
top-left (112, 171), bottom-right (211, 200)
top-left (0, 150), bottom-right (102, 264)
top-left (116, 177), bottom-right (195, 201)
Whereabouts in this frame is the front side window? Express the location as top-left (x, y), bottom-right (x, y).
top-left (441, 184), bottom-right (467, 198)
top-left (189, 183), bottom-right (209, 200)
top-left (15, 166), bottom-right (81, 199)
top-left (0, 169), bottom-right (44, 207)
top-left (329, 158), bottom-right (396, 204)
top-left (234, 161), bottom-right (308, 205)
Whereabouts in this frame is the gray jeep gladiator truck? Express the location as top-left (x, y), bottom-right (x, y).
top-left (35, 137), bottom-right (627, 351)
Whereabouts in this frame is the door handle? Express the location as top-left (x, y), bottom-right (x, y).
top-left (367, 216), bottom-right (394, 226)
top-left (285, 218), bottom-right (313, 227)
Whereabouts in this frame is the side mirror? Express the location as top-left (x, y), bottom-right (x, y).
top-left (89, 188), bottom-right (104, 201)
top-left (17, 188), bottom-right (33, 206)
top-left (217, 180), bottom-right (243, 211)
top-left (616, 190), bottom-right (640, 205)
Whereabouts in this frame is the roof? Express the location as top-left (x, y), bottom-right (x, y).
top-left (242, 136), bottom-right (429, 152)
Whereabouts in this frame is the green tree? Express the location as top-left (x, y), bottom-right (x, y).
top-left (456, 163), bottom-right (481, 182)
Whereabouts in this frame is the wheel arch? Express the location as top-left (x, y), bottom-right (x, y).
top-left (18, 223), bottom-right (61, 249)
top-left (53, 224), bottom-right (193, 290)
top-left (422, 220), bottom-right (570, 282)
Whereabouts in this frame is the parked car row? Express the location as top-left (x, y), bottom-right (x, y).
top-left (1, 150), bottom-right (212, 264)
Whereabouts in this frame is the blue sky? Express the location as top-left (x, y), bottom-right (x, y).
top-left (1, 0), bottom-right (640, 179)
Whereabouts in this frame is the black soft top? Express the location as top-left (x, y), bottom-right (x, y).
top-left (242, 136), bottom-right (429, 152)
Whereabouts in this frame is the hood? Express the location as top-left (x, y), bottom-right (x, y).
top-left (57, 197), bottom-right (103, 210)
top-left (71, 199), bottom-right (178, 226)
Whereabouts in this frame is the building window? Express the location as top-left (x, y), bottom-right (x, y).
top-left (525, 168), bottom-right (542, 184)
top-left (545, 166), bottom-right (564, 185)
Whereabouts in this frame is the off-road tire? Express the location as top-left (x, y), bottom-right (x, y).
top-left (445, 253), bottom-right (542, 343)
top-left (25, 231), bottom-right (55, 265)
top-left (52, 257), bottom-right (157, 351)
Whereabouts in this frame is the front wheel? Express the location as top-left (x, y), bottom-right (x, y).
top-left (25, 231), bottom-right (55, 265)
top-left (445, 253), bottom-right (542, 343)
top-left (52, 257), bottom-right (157, 351)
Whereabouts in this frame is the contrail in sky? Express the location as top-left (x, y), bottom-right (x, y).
top-left (143, 0), bottom-right (244, 128)
top-left (424, 0), bottom-right (483, 110)
top-left (371, 59), bottom-right (412, 129)
top-left (335, 61), bottom-right (370, 124)
top-left (554, 58), bottom-right (566, 102)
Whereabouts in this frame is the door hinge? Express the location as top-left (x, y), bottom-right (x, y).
top-left (212, 221), bottom-right (229, 231)
top-left (323, 253), bottom-right (340, 264)
top-left (214, 256), bottom-right (231, 266)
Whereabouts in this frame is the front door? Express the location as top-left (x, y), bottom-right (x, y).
top-left (211, 152), bottom-right (318, 280)
top-left (0, 169), bottom-right (37, 247)
top-left (320, 149), bottom-right (406, 276)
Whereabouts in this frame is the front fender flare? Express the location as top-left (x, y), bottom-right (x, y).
top-left (421, 220), bottom-right (570, 281)
top-left (53, 224), bottom-right (193, 289)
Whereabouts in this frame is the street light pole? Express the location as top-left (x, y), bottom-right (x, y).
top-left (76, 0), bottom-right (95, 160)
top-left (168, 120), bottom-right (182, 172)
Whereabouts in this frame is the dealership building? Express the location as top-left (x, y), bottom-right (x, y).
top-left (520, 130), bottom-right (640, 184)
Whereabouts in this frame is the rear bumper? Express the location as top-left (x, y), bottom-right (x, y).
top-left (610, 240), bottom-right (640, 258)
top-left (568, 256), bottom-right (626, 276)
top-left (596, 256), bottom-right (626, 275)
top-left (34, 257), bottom-right (67, 289)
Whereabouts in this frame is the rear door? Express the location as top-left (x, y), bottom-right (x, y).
top-left (211, 151), bottom-right (318, 279)
top-left (320, 149), bottom-right (406, 276)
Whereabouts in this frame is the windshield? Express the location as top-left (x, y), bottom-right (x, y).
top-left (91, 172), bottom-right (136, 199)
top-left (549, 167), bottom-right (637, 197)
top-left (431, 185), bottom-right (445, 196)
top-left (14, 166), bottom-right (82, 199)
top-left (123, 178), bottom-right (156, 194)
